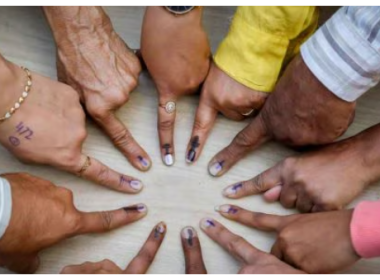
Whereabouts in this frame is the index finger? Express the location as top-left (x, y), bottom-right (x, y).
top-left (181, 226), bottom-right (207, 274)
top-left (124, 222), bottom-right (167, 274)
top-left (207, 113), bottom-right (271, 177)
top-left (199, 218), bottom-right (264, 264)
top-left (95, 112), bottom-right (152, 171)
top-left (185, 96), bottom-right (218, 164)
top-left (67, 154), bottom-right (145, 194)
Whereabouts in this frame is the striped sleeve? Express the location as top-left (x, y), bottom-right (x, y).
top-left (0, 177), bottom-right (12, 239)
top-left (301, 7), bottom-right (380, 102)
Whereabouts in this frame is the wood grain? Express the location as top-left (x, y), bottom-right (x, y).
top-left (0, 6), bottom-right (379, 274)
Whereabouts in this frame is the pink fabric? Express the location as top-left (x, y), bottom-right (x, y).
top-left (350, 201), bottom-right (380, 258)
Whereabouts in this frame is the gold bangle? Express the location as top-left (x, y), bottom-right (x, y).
top-left (0, 66), bottom-right (32, 124)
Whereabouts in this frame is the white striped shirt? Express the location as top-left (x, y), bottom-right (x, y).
top-left (0, 177), bottom-right (12, 239)
top-left (301, 7), bottom-right (380, 102)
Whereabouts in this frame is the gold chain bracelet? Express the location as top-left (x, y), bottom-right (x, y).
top-left (0, 67), bottom-right (32, 124)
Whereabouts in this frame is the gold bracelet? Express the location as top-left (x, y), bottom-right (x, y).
top-left (0, 67), bottom-right (32, 124)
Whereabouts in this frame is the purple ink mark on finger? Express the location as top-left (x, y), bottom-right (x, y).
top-left (9, 136), bottom-right (20, 147)
top-left (137, 156), bottom-right (149, 167)
top-left (206, 219), bottom-right (215, 227)
top-left (232, 183), bottom-right (243, 193)
top-left (187, 136), bottom-right (200, 162)
top-left (227, 207), bottom-right (238, 214)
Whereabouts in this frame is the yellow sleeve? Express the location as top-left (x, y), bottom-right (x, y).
top-left (214, 6), bottom-right (319, 92)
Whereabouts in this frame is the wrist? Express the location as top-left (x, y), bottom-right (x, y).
top-left (0, 57), bottom-right (25, 119)
top-left (352, 125), bottom-right (380, 185)
top-left (43, 6), bottom-right (113, 49)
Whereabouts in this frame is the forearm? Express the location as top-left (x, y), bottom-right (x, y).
top-left (214, 6), bottom-right (318, 92)
top-left (0, 177), bottom-right (12, 240)
top-left (301, 7), bottom-right (380, 102)
top-left (43, 6), bottom-right (113, 48)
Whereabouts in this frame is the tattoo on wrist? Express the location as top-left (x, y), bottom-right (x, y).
top-left (16, 122), bottom-right (33, 140)
top-left (8, 122), bottom-right (34, 147)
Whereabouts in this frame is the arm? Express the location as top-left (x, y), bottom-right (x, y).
top-left (0, 177), bottom-right (11, 240)
top-left (301, 6), bottom-right (380, 101)
top-left (215, 6), bottom-right (318, 92)
top-left (351, 201), bottom-right (380, 258)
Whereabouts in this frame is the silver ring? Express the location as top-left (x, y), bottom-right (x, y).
top-left (161, 101), bottom-right (176, 114)
top-left (241, 109), bottom-right (255, 116)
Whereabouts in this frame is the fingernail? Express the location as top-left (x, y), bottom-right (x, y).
top-left (162, 144), bottom-right (174, 166)
top-left (154, 222), bottom-right (166, 238)
top-left (215, 205), bottom-right (238, 214)
top-left (200, 218), bottom-right (216, 229)
top-left (181, 226), bottom-right (197, 239)
top-left (208, 161), bottom-right (224, 176)
top-left (164, 154), bottom-right (174, 166)
top-left (223, 183), bottom-right (243, 197)
top-left (123, 203), bottom-right (147, 213)
top-left (137, 156), bottom-right (151, 169)
top-left (129, 180), bottom-right (143, 191)
top-left (187, 136), bottom-right (200, 163)
top-left (182, 226), bottom-right (196, 246)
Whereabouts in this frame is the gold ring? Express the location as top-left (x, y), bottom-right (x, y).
top-left (78, 156), bottom-right (91, 177)
top-left (160, 101), bottom-right (176, 114)
top-left (242, 109), bottom-right (255, 116)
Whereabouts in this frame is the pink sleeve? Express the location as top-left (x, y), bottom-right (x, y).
top-left (350, 200), bottom-right (380, 258)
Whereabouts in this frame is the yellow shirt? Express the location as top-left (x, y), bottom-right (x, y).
top-left (214, 6), bottom-right (319, 92)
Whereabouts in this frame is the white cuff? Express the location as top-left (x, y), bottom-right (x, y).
top-left (0, 177), bottom-right (12, 239)
top-left (301, 7), bottom-right (380, 102)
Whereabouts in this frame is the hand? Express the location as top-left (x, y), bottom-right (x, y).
top-left (180, 227), bottom-right (207, 273)
top-left (0, 59), bottom-right (144, 193)
top-left (207, 54), bottom-right (356, 177)
top-left (141, 6), bottom-right (211, 166)
top-left (186, 62), bottom-right (267, 164)
top-left (215, 204), bottom-right (360, 273)
top-left (44, 7), bottom-right (151, 171)
top-left (200, 218), bottom-right (303, 274)
top-left (223, 137), bottom-right (370, 212)
top-left (61, 222), bottom-right (166, 274)
top-left (0, 173), bottom-right (148, 273)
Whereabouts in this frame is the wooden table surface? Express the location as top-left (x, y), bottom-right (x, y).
top-left (0, 6), bottom-right (379, 274)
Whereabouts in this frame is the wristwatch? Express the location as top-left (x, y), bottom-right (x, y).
top-left (164, 6), bottom-right (196, 15)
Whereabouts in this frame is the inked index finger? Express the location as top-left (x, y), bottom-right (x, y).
top-left (181, 226), bottom-right (207, 274)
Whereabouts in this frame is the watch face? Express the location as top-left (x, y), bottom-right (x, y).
top-left (165, 6), bottom-right (195, 15)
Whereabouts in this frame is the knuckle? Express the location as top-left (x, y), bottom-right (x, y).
top-left (100, 211), bottom-right (113, 231)
top-left (97, 165), bottom-right (112, 186)
top-left (282, 157), bottom-right (296, 170)
top-left (192, 119), bottom-right (208, 132)
top-left (250, 174), bottom-right (265, 192)
top-left (158, 119), bottom-right (174, 131)
top-left (227, 236), bottom-right (244, 253)
top-left (234, 130), bottom-right (253, 149)
top-left (110, 128), bottom-right (133, 148)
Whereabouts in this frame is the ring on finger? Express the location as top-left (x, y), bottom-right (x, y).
top-left (160, 101), bottom-right (176, 114)
top-left (78, 156), bottom-right (91, 177)
top-left (241, 109), bottom-right (255, 116)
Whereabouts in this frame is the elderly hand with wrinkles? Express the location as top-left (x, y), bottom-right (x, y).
top-left (44, 7), bottom-right (152, 171)
top-left (0, 57), bottom-right (143, 193)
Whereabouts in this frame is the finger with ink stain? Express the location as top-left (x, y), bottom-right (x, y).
top-left (181, 226), bottom-right (207, 274)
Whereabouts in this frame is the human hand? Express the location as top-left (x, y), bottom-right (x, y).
top-left (207, 54), bottom-right (356, 177)
top-left (0, 173), bottom-right (148, 273)
top-left (180, 227), bottom-right (207, 273)
top-left (141, 6), bottom-right (211, 166)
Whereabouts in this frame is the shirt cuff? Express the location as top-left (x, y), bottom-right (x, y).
top-left (301, 7), bottom-right (380, 102)
top-left (350, 201), bottom-right (380, 258)
top-left (214, 7), bottom-right (318, 93)
top-left (0, 177), bottom-right (12, 239)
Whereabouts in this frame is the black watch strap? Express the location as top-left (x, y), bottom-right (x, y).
top-left (165, 6), bottom-right (196, 15)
